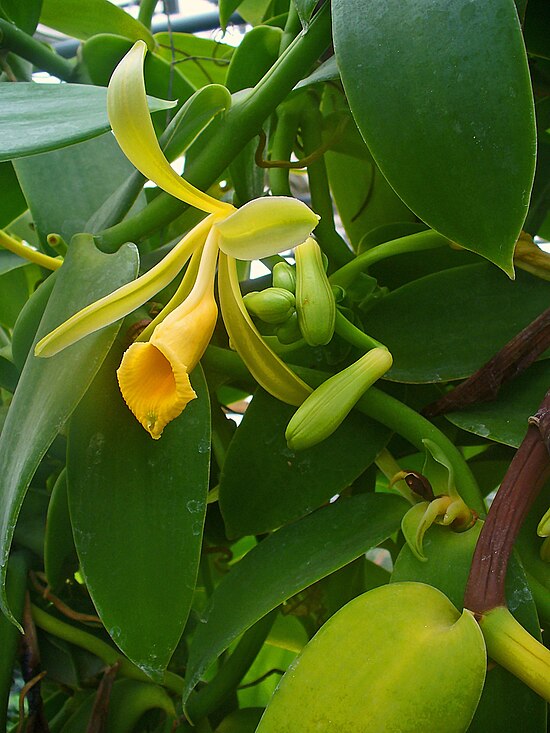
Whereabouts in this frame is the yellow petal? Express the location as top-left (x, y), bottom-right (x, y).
top-left (107, 41), bottom-right (233, 217)
top-left (218, 252), bottom-right (311, 406)
top-left (215, 197), bottom-right (320, 260)
top-left (117, 341), bottom-right (197, 439)
top-left (35, 215), bottom-right (213, 358)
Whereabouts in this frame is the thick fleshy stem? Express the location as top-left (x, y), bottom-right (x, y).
top-left (0, 19), bottom-right (74, 80)
top-left (464, 390), bottom-right (550, 614)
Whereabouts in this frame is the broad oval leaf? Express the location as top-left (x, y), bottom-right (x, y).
top-left (0, 85), bottom-right (173, 162)
top-left (219, 389), bottom-right (391, 537)
top-left (364, 264), bottom-right (550, 383)
top-left (182, 493), bottom-right (408, 703)
top-left (333, 0), bottom-right (536, 273)
top-left (68, 350), bottom-right (211, 680)
top-left (0, 234), bottom-right (139, 625)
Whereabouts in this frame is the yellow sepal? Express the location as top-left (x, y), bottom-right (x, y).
top-left (107, 41), bottom-right (233, 217)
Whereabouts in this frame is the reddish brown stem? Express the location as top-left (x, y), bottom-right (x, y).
top-left (464, 391), bottom-right (550, 614)
top-left (424, 307), bottom-right (550, 417)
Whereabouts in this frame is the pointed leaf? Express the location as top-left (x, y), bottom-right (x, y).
top-left (44, 470), bottom-right (78, 591)
top-left (0, 234), bottom-right (139, 625)
top-left (0, 163), bottom-right (26, 228)
top-left (333, 0), bottom-right (536, 273)
top-left (182, 493), bottom-right (408, 702)
top-left (0, 84), bottom-right (173, 162)
top-left (68, 350), bottom-right (210, 679)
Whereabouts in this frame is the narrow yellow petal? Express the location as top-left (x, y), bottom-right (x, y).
top-left (107, 41), bottom-right (233, 217)
top-left (215, 197), bottom-right (320, 260)
top-left (35, 215), bottom-right (213, 358)
top-left (218, 252), bottom-right (311, 406)
top-left (117, 341), bottom-right (197, 439)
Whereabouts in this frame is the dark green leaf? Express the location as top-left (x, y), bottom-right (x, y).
top-left (15, 133), bottom-right (142, 244)
top-left (0, 0), bottom-right (42, 33)
top-left (226, 25), bottom-right (282, 93)
top-left (445, 362), bottom-right (549, 448)
top-left (292, 0), bottom-right (318, 28)
top-left (0, 162), bottom-right (27, 228)
top-left (0, 85), bottom-right (173, 162)
top-left (44, 470), bottom-right (78, 591)
top-left (0, 266), bottom-right (37, 330)
top-left (364, 264), bottom-right (550, 383)
top-left (0, 234), bottom-right (138, 625)
top-left (11, 273), bottom-right (56, 372)
top-left (0, 251), bottom-right (28, 276)
top-left (524, 0), bottom-right (550, 60)
top-left (182, 493), bottom-right (408, 702)
top-left (40, 0), bottom-right (154, 45)
top-left (295, 56), bottom-right (339, 89)
top-left (333, 0), bottom-right (536, 273)
top-left (68, 350), bottom-right (211, 679)
top-left (219, 389), bottom-right (391, 537)
top-left (392, 523), bottom-right (546, 732)
top-left (0, 356), bottom-right (17, 393)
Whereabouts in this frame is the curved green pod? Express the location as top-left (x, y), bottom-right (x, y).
top-left (295, 237), bottom-right (335, 346)
top-left (256, 582), bottom-right (486, 733)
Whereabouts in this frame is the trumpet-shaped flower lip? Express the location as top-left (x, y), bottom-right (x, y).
top-left (108, 40), bottom-right (233, 217)
top-left (215, 197), bottom-right (320, 260)
top-left (117, 340), bottom-right (197, 439)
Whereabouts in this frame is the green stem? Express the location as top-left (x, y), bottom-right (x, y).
top-left (184, 611), bottom-right (276, 723)
top-left (31, 605), bottom-right (185, 695)
top-left (138, 0), bottom-right (157, 29)
top-left (202, 346), bottom-right (485, 514)
top-left (300, 97), bottom-right (353, 268)
top-left (279, 1), bottom-right (303, 54)
top-left (329, 229), bottom-right (450, 288)
top-left (0, 19), bottom-right (74, 80)
top-left (269, 102), bottom-right (303, 196)
top-left (334, 309), bottom-right (386, 351)
top-left (96, 3), bottom-right (332, 252)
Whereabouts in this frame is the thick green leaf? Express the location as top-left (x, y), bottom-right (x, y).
top-left (226, 25), bottom-right (282, 93)
top-left (364, 264), bottom-right (550, 383)
top-left (0, 266), bottom-right (38, 330)
top-left (0, 356), bottom-right (17, 393)
top-left (14, 133), bottom-right (142, 245)
top-left (333, 0), bottom-right (536, 273)
top-left (292, 0), bottom-right (317, 28)
top-left (11, 273), bottom-right (56, 372)
top-left (446, 362), bottom-right (549, 448)
top-left (68, 350), bottom-right (210, 679)
top-left (524, 0), bottom-right (550, 60)
top-left (295, 55), bottom-right (339, 89)
top-left (44, 470), bottom-right (78, 591)
top-left (219, 389), bottom-right (391, 537)
top-left (0, 162), bottom-right (26, 228)
top-left (0, 251), bottom-right (27, 276)
top-left (182, 493), bottom-right (408, 702)
top-left (154, 32), bottom-right (234, 89)
top-left (392, 523), bottom-right (546, 732)
top-left (0, 0), bottom-right (42, 33)
top-left (40, 0), bottom-right (154, 46)
top-left (0, 234), bottom-right (138, 625)
top-left (0, 85), bottom-right (173, 162)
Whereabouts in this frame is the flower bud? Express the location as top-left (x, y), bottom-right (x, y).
top-left (215, 197), bottom-right (319, 260)
top-left (272, 261), bottom-right (296, 293)
top-left (276, 312), bottom-right (302, 344)
top-left (295, 237), bottom-right (335, 346)
top-left (285, 347), bottom-right (392, 451)
top-left (243, 288), bottom-right (296, 324)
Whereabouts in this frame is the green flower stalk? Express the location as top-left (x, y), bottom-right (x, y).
top-left (285, 347), bottom-right (393, 451)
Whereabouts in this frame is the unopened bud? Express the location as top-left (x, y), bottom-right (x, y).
top-left (295, 237), bottom-right (335, 346)
top-left (285, 347), bottom-right (392, 451)
top-left (276, 312), bottom-right (302, 344)
top-left (243, 288), bottom-right (296, 324)
top-left (272, 261), bottom-right (296, 293)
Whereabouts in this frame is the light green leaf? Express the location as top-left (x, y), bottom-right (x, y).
top-left (333, 0), bottom-right (536, 274)
top-left (0, 85), bottom-right (173, 162)
top-left (68, 351), bottom-right (211, 679)
top-left (154, 32), bottom-right (234, 89)
top-left (364, 264), bottom-right (550, 383)
top-left (182, 493), bottom-right (408, 702)
top-left (0, 234), bottom-right (139, 626)
top-left (40, 0), bottom-right (154, 46)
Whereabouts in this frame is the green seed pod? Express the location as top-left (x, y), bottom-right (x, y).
top-left (243, 288), bottom-right (296, 324)
top-left (276, 312), bottom-right (302, 344)
top-left (272, 261), bottom-right (296, 293)
top-left (285, 347), bottom-right (392, 451)
top-left (295, 237), bottom-right (335, 346)
top-left (256, 582), bottom-right (486, 733)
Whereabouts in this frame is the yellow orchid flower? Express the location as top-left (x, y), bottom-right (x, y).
top-left (35, 40), bottom-right (320, 438)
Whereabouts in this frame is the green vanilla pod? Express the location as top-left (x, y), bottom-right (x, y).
top-left (256, 582), bottom-right (486, 732)
top-left (295, 237), bottom-right (336, 346)
top-left (243, 288), bottom-right (296, 324)
top-left (272, 261), bottom-right (296, 293)
top-left (285, 347), bottom-right (392, 450)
